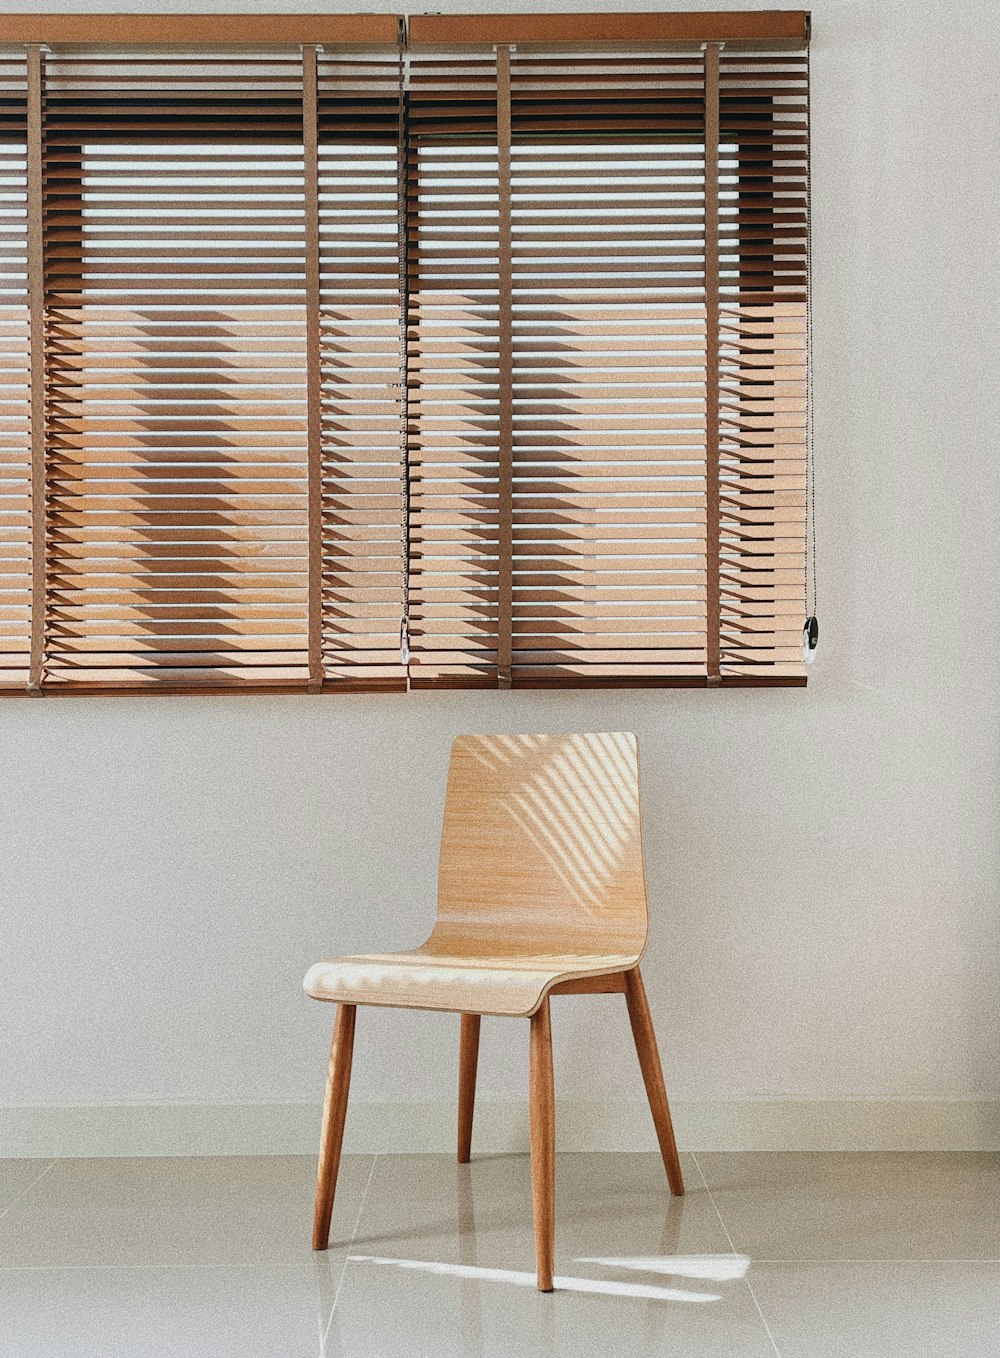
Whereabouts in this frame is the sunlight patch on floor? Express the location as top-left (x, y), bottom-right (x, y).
top-left (350, 1255), bottom-right (723, 1302)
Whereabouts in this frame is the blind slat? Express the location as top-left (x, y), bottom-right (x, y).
top-left (704, 42), bottom-right (721, 681)
top-left (495, 44), bottom-right (514, 689)
top-left (302, 44), bottom-right (323, 689)
top-left (26, 46), bottom-right (44, 690)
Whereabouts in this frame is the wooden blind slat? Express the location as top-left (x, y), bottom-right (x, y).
top-left (302, 44), bottom-right (323, 690)
top-left (495, 44), bottom-right (513, 690)
top-left (704, 42), bottom-right (721, 682)
top-left (26, 45), bottom-right (46, 692)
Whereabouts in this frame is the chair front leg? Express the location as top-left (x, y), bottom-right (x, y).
top-left (529, 996), bottom-right (556, 1291)
top-left (312, 1002), bottom-right (357, 1249)
top-left (457, 1013), bottom-right (481, 1163)
top-left (623, 967), bottom-right (684, 1196)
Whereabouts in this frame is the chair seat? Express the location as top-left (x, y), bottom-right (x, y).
top-left (303, 948), bottom-right (638, 1017)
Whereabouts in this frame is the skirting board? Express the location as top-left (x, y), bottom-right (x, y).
top-left (2, 1098), bottom-right (1000, 1159)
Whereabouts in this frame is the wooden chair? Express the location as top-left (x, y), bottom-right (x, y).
top-left (303, 731), bottom-right (684, 1291)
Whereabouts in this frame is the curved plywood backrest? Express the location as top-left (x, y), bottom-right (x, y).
top-left (427, 733), bottom-right (648, 959)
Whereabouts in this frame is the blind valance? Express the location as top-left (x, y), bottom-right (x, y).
top-left (0, 14), bottom-right (811, 694)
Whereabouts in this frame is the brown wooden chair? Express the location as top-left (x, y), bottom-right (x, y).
top-left (304, 731), bottom-right (683, 1291)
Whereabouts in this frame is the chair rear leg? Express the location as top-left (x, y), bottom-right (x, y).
top-left (312, 1002), bottom-right (357, 1249)
top-left (623, 968), bottom-right (684, 1196)
top-left (529, 996), bottom-right (556, 1291)
top-left (457, 1013), bottom-right (481, 1163)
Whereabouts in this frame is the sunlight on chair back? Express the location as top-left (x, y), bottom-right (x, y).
top-left (430, 733), bottom-right (648, 958)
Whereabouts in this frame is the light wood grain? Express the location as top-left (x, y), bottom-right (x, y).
top-left (304, 733), bottom-right (648, 1016)
top-left (407, 12), bottom-right (810, 47)
top-left (0, 14), bottom-right (400, 42)
top-left (457, 1013), bottom-right (480, 1164)
top-left (624, 968), bottom-right (684, 1197)
top-left (306, 732), bottom-right (686, 1287)
top-left (312, 1003), bottom-right (357, 1250)
top-left (529, 996), bottom-right (555, 1292)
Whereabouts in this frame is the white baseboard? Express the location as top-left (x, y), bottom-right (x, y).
top-left (1, 1097), bottom-right (999, 1158)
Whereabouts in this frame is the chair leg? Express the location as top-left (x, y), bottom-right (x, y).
top-left (312, 1002), bottom-right (357, 1249)
top-left (457, 1013), bottom-right (481, 1164)
top-left (623, 968), bottom-right (685, 1196)
top-left (529, 996), bottom-right (556, 1292)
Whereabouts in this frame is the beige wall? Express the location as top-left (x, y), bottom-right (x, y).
top-left (1, 0), bottom-right (998, 1149)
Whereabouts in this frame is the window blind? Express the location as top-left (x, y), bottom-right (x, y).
top-left (0, 13), bottom-right (811, 696)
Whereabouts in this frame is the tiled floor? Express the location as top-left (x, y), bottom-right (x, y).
top-left (1, 1152), bottom-right (998, 1356)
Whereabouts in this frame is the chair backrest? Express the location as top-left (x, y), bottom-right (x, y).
top-left (427, 732), bottom-right (648, 959)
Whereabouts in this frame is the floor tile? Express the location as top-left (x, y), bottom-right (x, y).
top-left (0, 1161), bottom-right (51, 1215)
top-left (696, 1152), bottom-right (1000, 1260)
top-left (351, 1152), bottom-right (730, 1267)
top-left (0, 1265), bottom-right (328, 1358)
top-left (0, 1154), bottom-right (373, 1268)
top-left (323, 1153), bottom-right (776, 1357)
top-left (751, 1262), bottom-right (1000, 1357)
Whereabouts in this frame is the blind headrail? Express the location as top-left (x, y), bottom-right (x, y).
top-left (408, 12), bottom-right (811, 49)
top-left (0, 14), bottom-right (402, 45)
top-left (0, 11), bottom-right (810, 49)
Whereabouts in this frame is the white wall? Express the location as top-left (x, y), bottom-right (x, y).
top-left (2, 0), bottom-right (999, 1153)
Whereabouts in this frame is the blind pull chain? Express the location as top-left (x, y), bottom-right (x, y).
top-left (803, 44), bottom-right (819, 665)
top-left (398, 37), bottom-right (412, 681)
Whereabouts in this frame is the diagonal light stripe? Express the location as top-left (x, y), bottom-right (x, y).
top-left (350, 1254), bottom-right (721, 1302)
